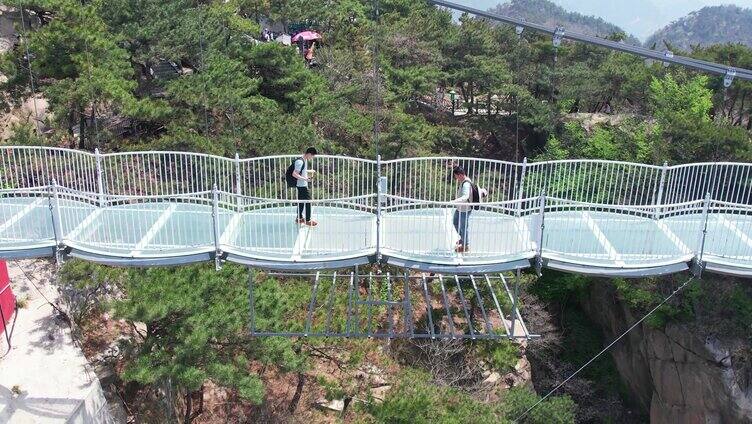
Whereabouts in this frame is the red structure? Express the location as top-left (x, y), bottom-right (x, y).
top-left (0, 260), bottom-right (15, 340)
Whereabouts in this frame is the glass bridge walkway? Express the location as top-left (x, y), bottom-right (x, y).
top-left (1, 147), bottom-right (751, 278)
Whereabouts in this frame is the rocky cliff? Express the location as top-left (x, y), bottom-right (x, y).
top-left (582, 281), bottom-right (752, 423)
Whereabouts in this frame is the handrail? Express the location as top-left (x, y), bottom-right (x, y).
top-left (4, 146), bottom-right (752, 171)
top-left (382, 156), bottom-right (519, 166)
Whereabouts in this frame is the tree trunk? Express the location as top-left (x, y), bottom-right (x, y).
top-left (90, 104), bottom-right (97, 146)
top-left (78, 111), bottom-right (86, 150)
top-left (183, 391), bottom-right (192, 424)
top-left (288, 372), bottom-right (306, 413)
top-left (734, 92), bottom-right (747, 126)
top-left (184, 386), bottom-right (204, 424)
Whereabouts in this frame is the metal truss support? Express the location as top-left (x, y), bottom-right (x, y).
top-left (249, 271), bottom-right (539, 340)
top-left (211, 184), bottom-right (222, 271)
top-left (249, 269), bottom-right (255, 336)
top-left (48, 180), bottom-right (64, 266)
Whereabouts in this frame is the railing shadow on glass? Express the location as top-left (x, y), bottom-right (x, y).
top-left (379, 194), bottom-right (537, 264)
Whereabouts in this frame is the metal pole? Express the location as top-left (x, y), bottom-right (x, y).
top-left (248, 269), bottom-right (255, 336)
top-left (211, 184), bottom-right (222, 270)
top-left (234, 153), bottom-right (242, 211)
top-left (536, 190), bottom-right (547, 276)
top-left (94, 148), bottom-right (106, 207)
top-left (516, 157), bottom-right (528, 217)
top-left (376, 154), bottom-right (382, 261)
top-left (695, 192), bottom-right (711, 278)
top-left (403, 270), bottom-right (413, 337)
top-left (509, 269), bottom-right (521, 340)
top-left (653, 161), bottom-right (668, 220)
top-left (49, 180), bottom-right (64, 265)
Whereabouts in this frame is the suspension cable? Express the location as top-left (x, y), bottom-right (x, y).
top-left (429, 0), bottom-right (752, 82)
top-left (516, 275), bottom-right (697, 422)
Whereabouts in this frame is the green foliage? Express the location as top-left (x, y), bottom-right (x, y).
top-left (477, 339), bottom-right (520, 373)
top-left (650, 74), bottom-right (713, 124)
top-left (316, 375), bottom-right (346, 401)
top-left (612, 278), bottom-right (700, 328)
top-left (363, 369), bottom-right (503, 423)
top-left (3, 123), bottom-right (46, 146)
top-left (364, 369), bottom-right (576, 423)
top-left (528, 271), bottom-right (591, 303)
top-left (730, 286), bottom-right (752, 332)
top-left (501, 387), bottom-right (577, 424)
top-left (113, 264), bottom-right (306, 403)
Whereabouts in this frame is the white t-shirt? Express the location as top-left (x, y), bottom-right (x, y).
top-left (455, 178), bottom-right (487, 212)
top-left (455, 178), bottom-right (473, 212)
top-left (294, 158), bottom-right (308, 188)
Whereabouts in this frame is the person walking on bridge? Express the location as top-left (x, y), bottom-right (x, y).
top-left (452, 166), bottom-right (485, 253)
top-left (287, 147), bottom-right (318, 226)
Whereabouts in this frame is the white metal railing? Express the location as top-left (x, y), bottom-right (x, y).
top-left (1, 146), bottom-right (752, 273)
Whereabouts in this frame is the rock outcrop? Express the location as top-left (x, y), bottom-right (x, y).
top-left (582, 282), bottom-right (752, 423)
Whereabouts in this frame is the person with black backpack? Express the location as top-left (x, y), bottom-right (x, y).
top-left (451, 166), bottom-right (485, 253)
top-left (285, 147), bottom-right (318, 226)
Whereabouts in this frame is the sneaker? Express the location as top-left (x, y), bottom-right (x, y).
top-left (305, 220), bottom-right (318, 227)
top-left (455, 245), bottom-right (469, 253)
top-left (295, 218), bottom-right (306, 224)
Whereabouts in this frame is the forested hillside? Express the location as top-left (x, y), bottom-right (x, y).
top-left (489, 0), bottom-right (641, 45)
top-left (646, 5), bottom-right (752, 50)
top-left (1, 0), bottom-right (752, 422)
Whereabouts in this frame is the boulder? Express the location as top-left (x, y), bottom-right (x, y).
top-left (315, 398), bottom-right (345, 412)
top-left (369, 385), bottom-right (391, 403)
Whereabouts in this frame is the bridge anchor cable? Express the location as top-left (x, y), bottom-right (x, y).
top-left (515, 275), bottom-right (696, 422)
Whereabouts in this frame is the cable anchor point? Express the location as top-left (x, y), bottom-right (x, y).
top-left (552, 26), bottom-right (565, 48)
top-left (724, 68), bottom-right (737, 88)
top-left (662, 50), bottom-right (674, 68)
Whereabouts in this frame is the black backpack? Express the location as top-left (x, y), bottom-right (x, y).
top-left (285, 157), bottom-right (305, 188)
top-left (465, 180), bottom-right (481, 210)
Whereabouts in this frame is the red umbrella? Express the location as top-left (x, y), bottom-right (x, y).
top-left (292, 31), bottom-right (322, 42)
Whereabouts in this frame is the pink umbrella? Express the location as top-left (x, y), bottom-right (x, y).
top-left (292, 31), bottom-right (322, 42)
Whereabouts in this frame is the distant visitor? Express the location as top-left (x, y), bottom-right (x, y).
top-left (286, 147), bottom-right (319, 227)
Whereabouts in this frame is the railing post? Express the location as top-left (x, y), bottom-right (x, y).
top-left (376, 154), bottom-right (383, 261)
top-left (694, 192), bottom-right (711, 278)
top-left (516, 157), bottom-right (528, 217)
top-left (509, 269), bottom-right (521, 340)
top-left (653, 161), bottom-right (668, 220)
top-left (248, 269), bottom-right (255, 336)
top-left (234, 153), bottom-right (242, 211)
top-left (49, 180), bottom-right (64, 265)
top-left (535, 190), bottom-right (546, 276)
top-left (211, 184), bottom-right (222, 271)
top-left (94, 148), bottom-right (105, 208)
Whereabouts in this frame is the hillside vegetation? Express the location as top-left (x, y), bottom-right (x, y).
top-left (490, 0), bottom-right (641, 45)
top-left (646, 5), bottom-right (752, 50)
